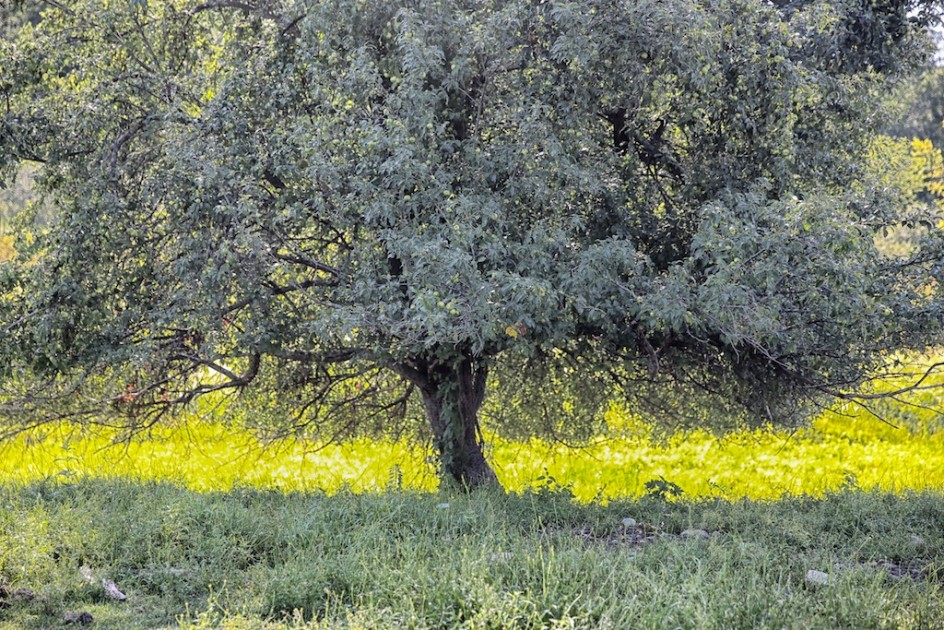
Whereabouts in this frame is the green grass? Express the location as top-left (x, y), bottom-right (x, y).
top-left (1, 479), bottom-right (943, 629)
top-left (1, 356), bottom-right (942, 626)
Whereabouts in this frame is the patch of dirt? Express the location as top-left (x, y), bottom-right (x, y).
top-left (64, 611), bottom-right (94, 625)
top-left (872, 559), bottom-right (930, 581)
top-left (836, 559), bottom-right (940, 582)
top-left (573, 523), bottom-right (669, 547)
top-left (542, 521), bottom-right (676, 549)
top-left (0, 583), bottom-right (36, 608)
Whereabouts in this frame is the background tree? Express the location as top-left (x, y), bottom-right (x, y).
top-left (0, 0), bottom-right (43, 41)
top-left (0, 1), bottom-right (49, 259)
top-left (894, 67), bottom-right (944, 146)
top-left (2, 0), bottom-right (943, 487)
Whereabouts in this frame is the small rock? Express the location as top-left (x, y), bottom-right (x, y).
top-left (80, 566), bottom-right (127, 600)
top-left (910, 534), bottom-right (926, 547)
top-left (102, 578), bottom-right (127, 601)
top-left (488, 551), bottom-right (513, 561)
top-left (13, 587), bottom-right (34, 601)
top-left (64, 611), bottom-right (94, 625)
top-left (436, 502), bottom-right (450, 509)
top-left (621, 517), bottom-right (638, 528)
top-left (806, 569), bottom-right (830, 586)
top-left (681, 528), bottom-right (710, 540)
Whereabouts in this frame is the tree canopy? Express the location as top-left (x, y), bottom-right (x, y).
top-left (2, 0), bottom-right (944, 486)
top-left (891, 65), bottom-right (944, 147)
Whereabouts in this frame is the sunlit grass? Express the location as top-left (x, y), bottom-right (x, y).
top-left (0, 421), bottom-right (439, 494)
top-left (2, 353), bottom-right (942, 501)
top-left (2, 401), bottom-right (943, 501)
top-left (493, 408), bottom-right (944, 501)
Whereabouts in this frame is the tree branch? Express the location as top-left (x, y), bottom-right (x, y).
top-left (189, 1), bottom-right (302, 37)
top-left (832, 361), bottom-right (944, 401)
top-left (272, 251), bottom-right (341, 277)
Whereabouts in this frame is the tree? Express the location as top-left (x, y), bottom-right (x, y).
top-left (2, 0), bottom-right (944, 487)
top-left (0, 0), bottom-right (43, 41)
top-left (889, 66), bottom-right (944, 148)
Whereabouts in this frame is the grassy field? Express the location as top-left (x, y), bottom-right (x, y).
top-left (1, 419), bottom-right (943, 629)
top-left (0, 481), bottom-right (942, 629)
top-left (2, 362), bottom-right (944, 627)
top-left (2, 402), bottom-right (944, 501)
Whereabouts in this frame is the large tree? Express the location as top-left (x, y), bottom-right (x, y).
top-left (2, 0), bottom-right (943, 486)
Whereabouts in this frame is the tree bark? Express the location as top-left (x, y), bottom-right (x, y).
top-left (397, 354), bottom-right (497, 488)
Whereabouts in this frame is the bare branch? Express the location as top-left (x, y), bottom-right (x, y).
top-left (272, 251), bottom-right (341, 277)
top-left (390, 362), bottom-right (429, 389)
top-left (837, 362), bottom-right (944, 401)
top-left (107, 117), bottom-right (148, 171)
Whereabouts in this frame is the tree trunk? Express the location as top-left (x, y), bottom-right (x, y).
top-left (398, 354), bottom-right (497, 488)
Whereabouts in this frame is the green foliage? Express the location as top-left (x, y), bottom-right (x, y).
top-left (889, 65), bottom-right (944, 148)
top-left (2, 0), bottom-right (944, 481)
top-left (645, 476), bottom-right (686, 500)
top-left (0, 163), bottom-right (56, 230)
top-left (1, 480), bottom-right (944, 628)
top-left (0, 0), bottom-right (42, 42)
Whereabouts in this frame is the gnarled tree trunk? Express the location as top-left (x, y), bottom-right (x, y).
top-left (396, 354), bottom-right (497, 488)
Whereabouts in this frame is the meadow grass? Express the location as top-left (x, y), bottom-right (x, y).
top-left (1, 480), bottom-right (943, 629)
top-left (1, 402), bottom-right (943, 501)
top-left (1, 414), bottom-right (943, 628)
top-left (1, 359), bottom-right (943, 627)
